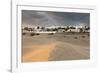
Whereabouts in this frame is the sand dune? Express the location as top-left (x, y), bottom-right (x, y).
top-left (22, 42), bottom-right (58, 62)
top-left (22, 33), bottom-right (90, 62)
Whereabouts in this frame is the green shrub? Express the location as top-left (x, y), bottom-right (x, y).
top-left (48, 33), bottom-right (54, 35)
top-left (22, 32), bottom-right (26, 35)
top-left (30, 33), bottom-right (35, 36)
top-left (74, 37), bottom-right (78, 39)
top-left (36, 33), bottom-right (40, 35)
top-left (82, 35), bottom-right (85, 38)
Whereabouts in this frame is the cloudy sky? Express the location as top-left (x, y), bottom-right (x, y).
top-left (22, 10), bottom-right (90, 27)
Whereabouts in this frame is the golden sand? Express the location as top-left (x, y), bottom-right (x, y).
top-left (22, 42), bottom-right (58, 62)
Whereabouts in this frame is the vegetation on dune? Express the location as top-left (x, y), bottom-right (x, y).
top-left (81, 35), bottom-right (85, 38)
top-left (48, 33), bottom-right (54, 35)
top-left (22, 32), bottom-right (26, 35)
top-left (74, 36), bottom-right (78, 39)
top-left (30, 33), bottom-right (35, 36)
top-left (24, 27), bottom-right (34, 31)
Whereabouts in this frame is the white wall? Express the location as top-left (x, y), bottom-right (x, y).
top-left (20, 0), bottom-right (98, 5)
top-left (0, 0), bottom-right (99, 73)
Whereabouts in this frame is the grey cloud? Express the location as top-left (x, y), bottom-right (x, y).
top-left (22, 10), bottom-right (90, 27)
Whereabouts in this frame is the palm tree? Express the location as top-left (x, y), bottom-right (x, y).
top-left (70, 26), bottom-right (76, 29)
top-left (28, 28), bottom-right (33, 31)
top-left (79, 28), bottom-right (83, 33)
top-left (41, 27), bottom-right (45, 31)
top-left (65, 26), bottom-right (69, 31)
top-left (24, 27), bottom-right (28, 31)
top-left (46, 28), bottom-right (51, 31)
top-left (37, 26), bottom-right (40, 29)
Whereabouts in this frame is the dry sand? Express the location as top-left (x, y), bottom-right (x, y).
top-left (22, 33), bottom-right (90, 63)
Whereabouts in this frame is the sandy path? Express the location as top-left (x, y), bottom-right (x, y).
top-left (22, 42), bottom-right (58, 62)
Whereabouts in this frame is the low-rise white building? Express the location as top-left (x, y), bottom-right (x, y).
top-left (67, 28), bottom-right (80, 32)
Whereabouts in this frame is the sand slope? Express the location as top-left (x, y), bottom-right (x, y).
top-left (22, 33), bottom-right (90, 62)
top-left (22, 43), bottom-right (58, 62)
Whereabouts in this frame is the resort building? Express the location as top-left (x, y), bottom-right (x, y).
top-left (22, 24), bottom-right (90, 33)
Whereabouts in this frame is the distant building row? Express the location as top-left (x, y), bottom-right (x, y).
top-left (22, 25), bottom-right (90, 33)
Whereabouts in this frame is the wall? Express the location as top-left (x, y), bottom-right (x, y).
top-left (0, 0), bottom-right (99, 73)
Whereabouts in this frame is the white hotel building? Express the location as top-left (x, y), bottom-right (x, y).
top-left (22, 24), bottom-right (90, 33)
